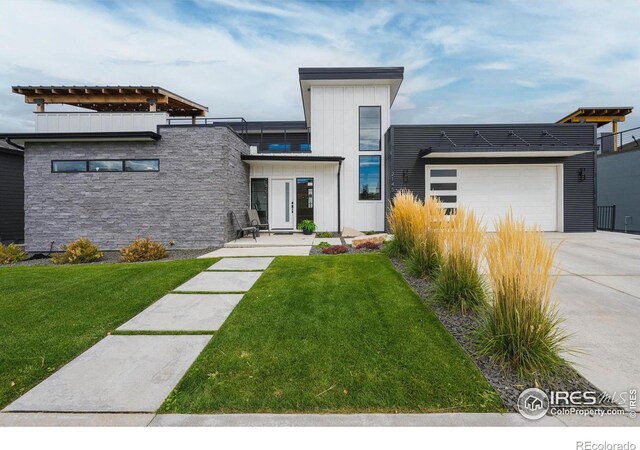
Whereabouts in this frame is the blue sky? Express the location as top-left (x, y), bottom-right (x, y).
top-left (1, 0), bottom-right (639, 132)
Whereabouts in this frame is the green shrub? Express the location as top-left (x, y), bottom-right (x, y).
top-left (120, 236), bottom-right (168, 262)
top-left (476, 213), bottom-right (568, 378)
top-left (433, 206), bottom-right (487, 313)
top-left (0, 243), bottom-right (27, 264)
top-left (51, 237), bottom-right (104, 265)
top-left (316, 232), bottom-right (333, 238)
top-left (315, 241), bottom-right (332, 249)
top-left (364, 230), bottom-right (377, 235)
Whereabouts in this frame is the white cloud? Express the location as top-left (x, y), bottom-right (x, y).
top-left (476, 61), bottom-right (513, 71)
top-left (0, 0), bottom-right (639, 132)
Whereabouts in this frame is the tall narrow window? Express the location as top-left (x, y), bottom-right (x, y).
top-left (359, 106), bottom-right (381, 151)
top-left (250, 178), bottom-right (269, 224)
top-left (296, 178), bottom-right (314, 223)
top-left (359, 156), bottom-right (381, 200)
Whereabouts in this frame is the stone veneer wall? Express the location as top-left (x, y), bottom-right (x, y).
top-left (23, 126), bottom-right (249, 251)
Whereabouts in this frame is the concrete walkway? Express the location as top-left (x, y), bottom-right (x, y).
top-left (0, 412), bottom-right (635, 427)
top-left (3, 257), bottom-right (274, 414)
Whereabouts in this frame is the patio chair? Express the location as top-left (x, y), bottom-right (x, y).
top-left (231, 211), bottom-right (258, 242)
top-left (248, 208), bottom-right (270, 236)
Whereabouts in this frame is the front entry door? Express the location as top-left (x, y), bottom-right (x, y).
top-left (271, 179), bottom-right (294, 229)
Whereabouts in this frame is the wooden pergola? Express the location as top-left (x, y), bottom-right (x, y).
top-left (557, 107), bottom-right (633, 152)
top-left (12, 85), bottom-right (208, 119)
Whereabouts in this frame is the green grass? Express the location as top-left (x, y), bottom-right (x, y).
top-left (162, 254), bottom-right (503, 413)
top-left (0, 258), bottom-right (216, 408)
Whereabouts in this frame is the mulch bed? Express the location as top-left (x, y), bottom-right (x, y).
top-left (7, 248), bottom-right (218, 267)
top-left (389, 256), bottom-right (616, 413)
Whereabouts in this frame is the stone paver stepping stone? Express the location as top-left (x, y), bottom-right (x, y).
top-left (117, 294), bottom-right (244, 331)
top-left (174, 271), bottom-right (262, 292)
top-left (208, 257), bottom-right (274, 271)
top-left (4, 335), bottom-right (211, 413)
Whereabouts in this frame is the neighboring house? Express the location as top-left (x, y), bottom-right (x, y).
top-left (597, 126), bottom-right (640, 233)
top-left (0, 142), bottom-right (24, 244)
top-left (0, 68), bottom-right (599, 251)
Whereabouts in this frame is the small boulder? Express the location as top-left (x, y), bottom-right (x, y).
top-left (341, 226), bottom-right (364, 238)
top-left (352, 233), bottom-right (387, 247)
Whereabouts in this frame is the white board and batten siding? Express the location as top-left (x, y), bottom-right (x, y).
top-left (35, 112), bottom-right (168, 133)
top-left (310, 85), bottom-right (390, 231)
top-left (249, 162), bottom-right (339, 232)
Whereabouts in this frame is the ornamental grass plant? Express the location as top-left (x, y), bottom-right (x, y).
top-left (477, 213), bottom-right (568, 378)
top-left (385, 190), bottom-right (423, 257)
top-left (408, 195), bottom-right (447, 278)
top-left (433, 206), bottom-right (487, 313)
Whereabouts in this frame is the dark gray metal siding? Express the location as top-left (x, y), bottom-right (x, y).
top-left (386, 124), bottom-right (597, 232)
top-left (563, 152), bottom-right (596, 232)
top-left (0, 148), bottom-right (24, 243)
top-left (597, 149), bottom-right (640, 232)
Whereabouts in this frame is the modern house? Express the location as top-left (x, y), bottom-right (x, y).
top-left (0, 142), bottom-right (24, 244)
top-left (0, 67), bottom-right (599, 251)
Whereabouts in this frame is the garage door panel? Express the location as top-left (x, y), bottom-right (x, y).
top-left (426, 165), bottom-right (560, 232)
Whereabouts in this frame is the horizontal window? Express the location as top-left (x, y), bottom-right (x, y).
top-left (430, 183), bottom-right (457, 191)
top-left (52, 160), bottom-right (87, 173)
top-left (52, 159), bottom-right (159, 173)
top-left (445, 207), bottom-right (457, 216)
top-left (88, 160), bottom-right (123, 172)
top-left (124, 159), bottom-right (159, 172)
top-left (432, 195), bottom-right (457, 203)
top-left (430, 169), bottom-right (457, 177)
top-left (359, 155), bottom-right (381, 201)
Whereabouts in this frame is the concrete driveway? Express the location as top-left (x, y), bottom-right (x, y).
top-left (546, 231), bottom-right (640, 399)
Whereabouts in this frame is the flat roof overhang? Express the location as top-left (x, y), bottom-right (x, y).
top-left (298, 67), bottom-right (404, 127)
top-left (12, 85), bottom-right (208, 117)
top-left (421, 149), bottom-right (593, 159)
top-left (0, 131), bottom-right (161, 148)
top-left (241, 155), bottom-right (344, 164)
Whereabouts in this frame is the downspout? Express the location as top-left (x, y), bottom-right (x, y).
top-left (337, 160), bottom-right (342, 233)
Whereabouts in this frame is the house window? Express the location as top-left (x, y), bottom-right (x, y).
top-left (250, 178), bottom-right (269, 224)
top-left (51, 160), bottom-right (87, 173)
top-left (359, 106), bottom-right (381, 151)
top-left (430, 169), bottom-right (457, 177)
top-left (124, 159), bottom-right (159, 172)
top-left (359, 156), bottom-right (381, 200)
top-left (88, 160), bottom-right (123, 172)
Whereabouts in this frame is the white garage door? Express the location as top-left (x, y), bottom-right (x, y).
top-left (426, 164), bottom-right (561, 232)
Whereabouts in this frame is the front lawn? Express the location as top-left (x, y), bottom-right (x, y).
top-left (163, 254), bottom-right (503, 413)
top-left (0, 258), bottom-right (216, 408)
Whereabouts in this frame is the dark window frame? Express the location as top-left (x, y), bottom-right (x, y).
top-left (52, 159), bottom-right (160, 173)
top-left (51, 160), bottom-right (88, 173)
top-left (359, 155), bottom-right (382, 201)
top-left (124, 159), bottom-right (160, 172)
top-left (359, 106), bottom-right (381, 151)
top-left (88, 159), bottom-right (124, 172)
